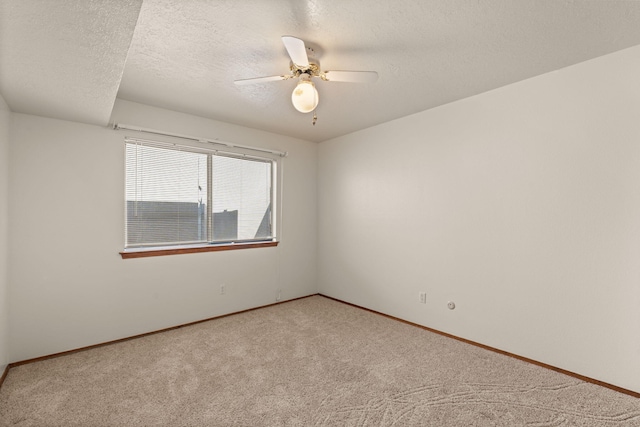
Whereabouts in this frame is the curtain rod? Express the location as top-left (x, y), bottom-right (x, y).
top-left (124, 137), bottom-right (275, 163)
top-left (112, 123), bottom-right (288, 157)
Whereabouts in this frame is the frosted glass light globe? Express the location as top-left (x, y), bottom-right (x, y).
top-left (291, 80), bottom-right (319, 113)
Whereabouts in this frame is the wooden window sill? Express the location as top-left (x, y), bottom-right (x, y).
top-left (120, 241), bottom-right (278, 259)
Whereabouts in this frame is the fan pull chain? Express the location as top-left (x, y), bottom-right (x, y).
top-left (312, 112), bottom-right (317, 126)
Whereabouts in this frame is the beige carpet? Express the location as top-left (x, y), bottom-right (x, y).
top-left (1, 295), bottom-right (639, 426)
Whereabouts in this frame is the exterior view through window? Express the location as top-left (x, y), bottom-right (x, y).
top-left (125, 139), bottom-right (274, 249)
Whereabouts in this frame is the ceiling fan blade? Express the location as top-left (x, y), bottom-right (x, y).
top-left (234, 75), bottom-right (288, 85)
top-left (323, 70), bottom-right (378, 83)
top-left (282, 36), bottom-right (309, 68)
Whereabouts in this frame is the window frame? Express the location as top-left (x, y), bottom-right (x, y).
top-left (120, 137), bottom-right (281, 259)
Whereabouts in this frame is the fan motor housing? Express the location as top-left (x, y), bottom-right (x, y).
top-left (290, 62), bottom-right (320, 78)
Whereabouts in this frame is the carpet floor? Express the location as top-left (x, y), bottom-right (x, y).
top-left (0, 295), bottom-right (639, 426)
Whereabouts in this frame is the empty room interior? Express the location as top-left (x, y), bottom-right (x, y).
top-left (1, 0), bottom-right (640, 424)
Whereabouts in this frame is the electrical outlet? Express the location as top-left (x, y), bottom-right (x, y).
top-left (276, 289), bottom-right (282, 301)
top-left (419, 292), bottom-right (427, 304)
top-left (220, 284), bottom-right (226, 295)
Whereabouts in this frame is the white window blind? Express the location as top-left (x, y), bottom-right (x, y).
top-left (125, 138), bottom-right (274, 249)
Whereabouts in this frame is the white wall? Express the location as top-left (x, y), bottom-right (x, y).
top-left (0, 93), bottom-right (10, 374)
top-left (318, 44), bottom-right (640, 393)
top-left (8, 100), bottom-right (317, 362)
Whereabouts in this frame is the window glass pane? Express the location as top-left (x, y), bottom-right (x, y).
top-left (124, 140), bottom-right (275, 250)
top-left (212, 155), bottom-right (272, 241)
top-left (126, 144), bottom-right (208, 247)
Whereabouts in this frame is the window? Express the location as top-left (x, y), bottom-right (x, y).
top-left (123, 138), bottom-right (277, 257)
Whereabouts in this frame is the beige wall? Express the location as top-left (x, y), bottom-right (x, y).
top-left (318, 45), bottom-right (640, 393)
top-left (8, 100), bottom-right (317, 361)
top-left (0, 93), bottom-right (10, 373)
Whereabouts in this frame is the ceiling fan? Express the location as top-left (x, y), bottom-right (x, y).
top-left (234, 36), bottom-right (378, 120)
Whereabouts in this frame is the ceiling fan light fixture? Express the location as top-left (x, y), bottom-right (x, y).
top-left (291, 78), bottom-right (318, 113)
top-left (234, 36), bottom-right (377, 120)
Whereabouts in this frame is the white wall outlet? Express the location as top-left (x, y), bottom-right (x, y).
top-left (276, 289), bottom-right (282, 301)
top-left (419, 292), bottom-right (427, 304)
top-left (220, 284), bottom-right (226, 295)
top-left (447, 301), bottom-right (456, 310)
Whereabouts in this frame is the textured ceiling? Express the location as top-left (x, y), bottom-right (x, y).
top-left (0, 0), bottom-right (142, 126)
top-left (2, 1), bottom-right (640, 141)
